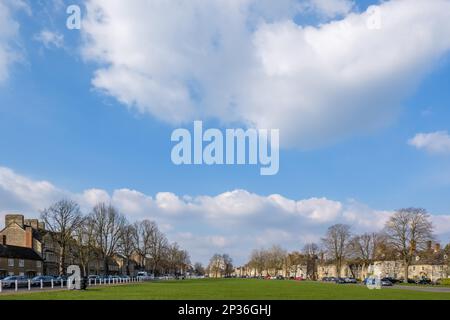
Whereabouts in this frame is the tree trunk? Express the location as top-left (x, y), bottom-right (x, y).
top-left (336, 260), bottom-right (341, 278)
top-left (404, 260), bottom-right (409, 283)
top-left (104, 258), bottom-right (109, 275)
top-left (59, 246), bottom-right (65, 276)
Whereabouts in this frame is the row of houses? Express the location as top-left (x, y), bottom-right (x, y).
top-left (0, 214), bottom-right (136, 277)
top-left (233, 262), bottom-right (448, 282)
top-left (233, 244), bottom-right (450, 282)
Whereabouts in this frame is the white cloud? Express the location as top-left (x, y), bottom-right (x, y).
top-left (80, 0), bottom-right (450, 148)
top-left (0, 0), bottom-right (23, 83)
top-left (409, 131), bottom-right (450, 154)
top-left (0, 167), bottom-right (66, 214)
top-left (296, 197), bottom-right (342, 222)
top-left (1, 165), bottom-right (450, 264)
top-left (34, 29), bottom-right (64, 49)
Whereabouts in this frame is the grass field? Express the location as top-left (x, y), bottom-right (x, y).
top-left (1, 279), bottom-right (450, 300)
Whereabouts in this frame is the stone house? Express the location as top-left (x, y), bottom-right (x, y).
top-left (0, 213), bottom-right (142, 276)
top-left (233, 264), bottom-right (308, 278)
top-left (0, 215), bottom-right (43, 254)
top-left (0, 214), bottom-right (64, 275)
top-left (0, 242), bottom-right (43, 278)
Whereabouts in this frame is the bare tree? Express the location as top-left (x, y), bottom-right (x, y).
top-left (285, 251), bottom-right (304, 278)
top-left (303, 243), bottom-right (319, 280)
top-left (350, 232), bottom-right (384, 264)
top-left (118, 223), bottom-right (137, 275)
top-left (133, 220), bottom-right (157, 271)
top-left (322, 224), bottom-right (351, 276)
top-left (248, 249), bottom-right (266, 277)
top-left (208, 254), bottom-right (225, 278)
top-left (148, 225), bottom-right (168, 275)
top-left (41, 199), bottom-right (84, 275)
top-left (193, 262), bottom-right (205, 276)
top-left (384, 208), bottom-right (434, 282)
top-left (90, 203), bottom-right (126, 274)
top-left (222, 254), bottom-right (234, 277)
top-left (73, 215), bottom-right (96, 276)
top-left (265, 245), bottom-right (287, 276)
top-left (178, 249), bottom-right (190, 276)
top-left (166, 242), bottom-right (189, 275)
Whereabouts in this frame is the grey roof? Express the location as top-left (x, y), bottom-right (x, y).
top-left (0, 244), bottom-right (43, 261)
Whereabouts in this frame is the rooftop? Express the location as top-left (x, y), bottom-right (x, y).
top-left (0, 244), bottom-right (43, 261)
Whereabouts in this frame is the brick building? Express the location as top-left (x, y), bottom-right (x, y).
top-left (0, 214), bottom-right (64, 276)
top-left (0, 242), bottom-right (43, 278)
top-left (0, 214), bottom-right (138, 276)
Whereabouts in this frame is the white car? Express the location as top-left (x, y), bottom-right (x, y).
top-left (137, 272), bottom-right (154, 280)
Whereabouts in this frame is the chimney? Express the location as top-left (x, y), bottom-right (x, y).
top-left (2, 235), bottom-right (6, 245)
top-left (38, 222), bottom-right (46, 230)
top-left (435, 243), bottom-right (441, 253)
top-left (25, 226), bottom-right (33, 248)
top-left (427, 241), bottom-right (432, 251)
top-left (25, 219), bottom-right (39, 229)
top-left (5, 214), bottom-right (24, 228)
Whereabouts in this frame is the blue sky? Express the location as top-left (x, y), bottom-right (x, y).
top-left (1, 0), bottom-right (450, 264)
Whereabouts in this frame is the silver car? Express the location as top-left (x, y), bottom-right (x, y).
top-left (1, 275), bottom-right (29, 289)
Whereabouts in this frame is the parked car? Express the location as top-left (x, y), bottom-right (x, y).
top-left (1, 276), bottom-right (29, 289)
top-left (344, 277), bottom-right (357, 284)
top-left (137, 271), bottom-right (154, 280)
top-left (382, 277), bottom-right (400, 284)
top-left (88, 275), bottom-right (101, 282)
top-left (54, 275), bottom-right (68, 286)
top-left (31, 276), bottom-right (55, 287)
top-left (276, 275), bottom-right (285, 280)
top-left (380, 278), bottom-right (393, 286)
top-left (415, 277), bottom-right (432, 285)
top-left (335, 277), bottom-right (346, 284)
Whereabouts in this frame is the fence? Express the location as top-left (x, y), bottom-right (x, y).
top-left (0, 277), bottom-right (143, 293)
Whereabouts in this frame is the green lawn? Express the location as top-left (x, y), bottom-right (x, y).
top-left (1, 279), bottom-right (450, 300)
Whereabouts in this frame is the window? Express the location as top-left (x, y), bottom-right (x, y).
top-left (19, 272), bottom-right (24, 276)
top-left (8, 259), bottom-right (14, 267)
top-left (19, 260), bottom-right (24, 268)
top-left (36, 261), bottom-right (42, 268)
